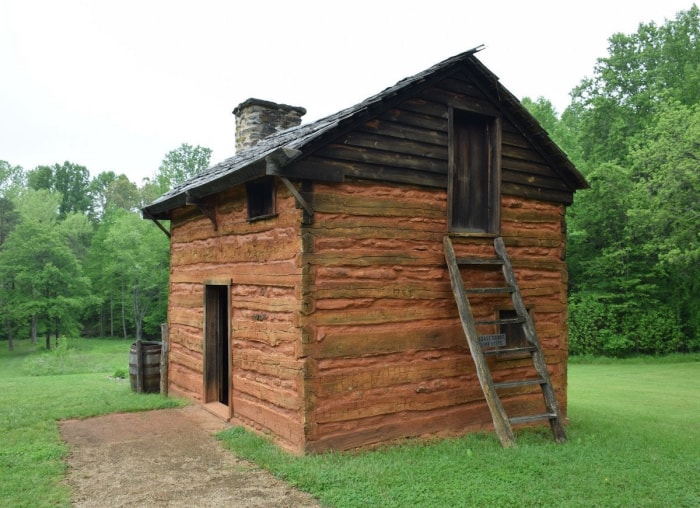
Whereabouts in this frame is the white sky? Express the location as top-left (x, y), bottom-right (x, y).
top-left (0, 0), bottom-right (695, 184)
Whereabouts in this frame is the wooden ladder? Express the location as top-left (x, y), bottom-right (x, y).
top-left (443, 235), bottom-right (567, 447)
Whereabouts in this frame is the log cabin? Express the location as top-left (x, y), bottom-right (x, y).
top-left (142, 46), bottom-right (587, 453)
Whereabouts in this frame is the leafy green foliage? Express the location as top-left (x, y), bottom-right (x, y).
top-left (152, 142), bottom-right (211, 195)
top-left (522, 7), bottom-right (700, 356)
top-left (568, 5), bottom-right (700, 165)
top-left (28, 161), bottom-right (92, 217)
top-left (1, 142), bottom-right (208, 345)
top-left (99, 209), bottom-right (170, 340)
top-left (0, 211), bottom-right (92, 347)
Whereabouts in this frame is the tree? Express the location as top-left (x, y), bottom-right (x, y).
top-left (100, 210), bottom-right (169, 340)
top-left (564, 7), bottom-right (700, 356)
top-left (626, 101), bottom-right (700, 347)
top-left (0, 161), bottom-right (25, 245)
top-left (106, 174), bottom-right (140, 212)
top-left (0, 160), bottom-right (26, 198)
top-left (28, 161), bottom-right (92, 217)
top-left (0, 218), bottom-right (91, 349)
top-left (153, 143), bottom-right (212, 194)
top-left (522, 96), bottom-right (583, 167)
top-left (89, 172), bottom-right (140, 220)
top-left (568, 6), bottom-right (700, 165)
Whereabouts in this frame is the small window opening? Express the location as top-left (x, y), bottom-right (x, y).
top-left (499, 309), bottom-right (530, 348)
top-left (246, 178), bottom-right (276, 221)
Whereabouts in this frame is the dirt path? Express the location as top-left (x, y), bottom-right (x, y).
top-left (60, 406), bottom-right (320, 507)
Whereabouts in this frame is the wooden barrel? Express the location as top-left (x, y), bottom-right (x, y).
top-left (129, 341), bottom-right (162, 393)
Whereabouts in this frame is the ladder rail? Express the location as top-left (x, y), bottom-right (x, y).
top-left (443, 236), bottom-right (516, 448)
top-left (494, 238), bottom-right (567, 442)
top-left (444, 235), bottom-right (567, 446)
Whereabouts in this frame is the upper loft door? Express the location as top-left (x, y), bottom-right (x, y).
top-left (448, 108), bottom-right (501, 234)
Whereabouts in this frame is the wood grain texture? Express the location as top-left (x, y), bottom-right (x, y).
top-left (163, 68), bottom-right (575, 452)
top-left (301, 180), bottom-right (569, 450)
top-left (167, 184), bottom-right (307, 452)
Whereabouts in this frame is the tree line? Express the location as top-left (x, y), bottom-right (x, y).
top-left (2, 7), bottom-right (699, 356)
top-left (524, 5), bottom-right (700, 356)
top-left (0, 144), bottom-right (211, 350)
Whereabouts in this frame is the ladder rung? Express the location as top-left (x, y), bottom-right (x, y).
top-left (464, 286), bottom-right (513, 294)
top-left (494, 378), bottom-right (545, 389)
top-left (483, 346), bottom-right (537, 356)
top-left (475, 317), bottom-right (525, 326)
top-left (456, 257), bottom-right (503, 266)
top-left (509, 413), bottom-right (558, 425)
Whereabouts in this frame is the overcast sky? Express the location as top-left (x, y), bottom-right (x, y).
top-left (0, 0), bottom-right (695, 184)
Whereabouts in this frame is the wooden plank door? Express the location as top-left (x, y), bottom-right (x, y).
top-left (448, 109), bottom-right (501, 234)
top-left (204, 284), bottom-right (230, 406)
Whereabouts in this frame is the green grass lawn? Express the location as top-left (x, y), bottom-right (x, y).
top-left (1, 339), bottom-right (698, 507)
top-left (218, 355), bottom-right (700, 507)
top-left (0, 338), bottom-right (184, 508)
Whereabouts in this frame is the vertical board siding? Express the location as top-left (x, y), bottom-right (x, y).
top-left (168, 185), bottom-right (307, 452)
top-left (302, 181), bottom-right (569, 452)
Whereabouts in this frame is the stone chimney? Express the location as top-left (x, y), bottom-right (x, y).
top-left (233, 98), bottom-right (306, 152)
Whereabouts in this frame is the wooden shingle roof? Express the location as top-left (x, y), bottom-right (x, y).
top-left (143, 47), bottom-right (586, 219)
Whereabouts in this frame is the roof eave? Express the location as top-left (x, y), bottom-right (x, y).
top-left (141, 147), bottom-right (307, 220)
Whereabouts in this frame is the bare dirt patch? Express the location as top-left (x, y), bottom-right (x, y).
top-left (60, 405), bottom-right (320, 507)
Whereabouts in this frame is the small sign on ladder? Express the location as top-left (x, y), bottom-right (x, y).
top-left (479, 333), bottom-right (506, 348)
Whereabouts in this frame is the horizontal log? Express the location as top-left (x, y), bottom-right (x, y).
top-left (308, 349), bottom-right (475, 396)
top-left (171, 227), bottom-right (300, 266)
top-left (308, 281), bottom-right (453, 301)
top-left (311, 190), bottom-right (446, 218)
top-left (502, 184), bottom-right (574, 205)
top-left (169, 288), bottom-right (203, 308)
top-left (344, 163), bottom-right (447, 188)
top-left (313, 376), bottom-right (486, 424)
top-left (308, 222), bottom-right (446, 242)
top-left (431, 77), bottom-right (486, 98)
top-left (501, 129), bottom-right (533, 150)
top-left (233, 324), bottom-right (299, 349)
top-left (303, 319), bottom-right (465, 357)
top-left (234, 349), bottom-right (305, 379)
top-left (305, 400), bottom-right (495, 452)
top-left (396, 97), bottom-right (448, 119)
top-left (169, 363), bottom-right (203, 401)
top-left (316, 144), bottom-right (447, 174)
top-left (502, 155), bottom-right (561, 178)
top-left (169, 260), bottom-right (301, 286)
top-left (502, 142), bottom-right (548, 166)
top-left (360, 118), bottom-right (448, 146)
top-left (169, 342), bottom-right (202, 373)
top-left (233, 375), bottom-right (301, 411)
top-left (168, 325), bottom-right (203, 354)
top-left (313, 264), bottom-right (447, 285)
top-left (381, 107), bottom-right (447, 132)
top-left (233, 394), bottom-right (304, 449)
top-left (503, 169), bottom-right (571, 192)
top-left (423, 87), bottom-right (501, 117)
top-left (169, 306), bottom-right (204, 329)
top-left (341, 131), bottom-right (447, 161)
top-left (301, 299), bottom-right (458, 327)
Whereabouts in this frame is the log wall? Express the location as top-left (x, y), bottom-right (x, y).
top-left (298, 70), bottom-right (575, 205)
top-left (301, 180), bottom-right (569, 452)
top-left (167, 184), bottom-right (307, 452)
